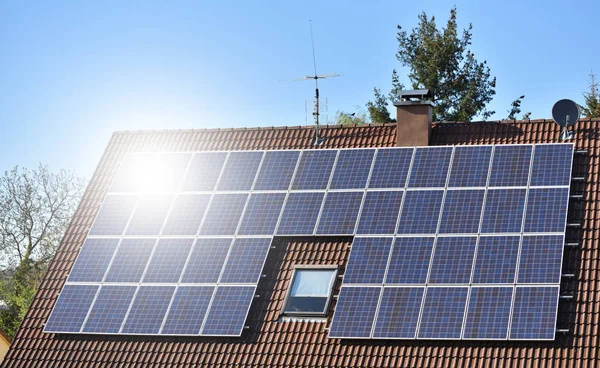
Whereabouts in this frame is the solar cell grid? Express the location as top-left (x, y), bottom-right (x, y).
top-left (373, 287), bottom-right (424, 339)
top-left (368, 148), bottom-right (413, 189)
top-left (328, 287), bottom-right (381, 338)
top-left (122, 286), bottom-right (175, 334)
top-left (202, 286), bottom-right (256, 336)
top-left (105, 239), bottom-right (155, 283)
top-left (397, 190), bottom-right (443, 234)
top-left (143, 239), bottom-right (193, 283)
top-left (253, 151), bottom-right (300, 190)
top-left (161, 286), bottom-right (214, 335)
top-left (517, 235), bottom-right (564, 284)
top-left (481, 189), bottom-right (526, 233)
top-left (488, 145), bottom-right (532, 187)
top-left (530, 144), bottom-right (573, 186)
top-left (510, 286), bottom-right (559, 340)
top-left (181, 152), bottom-right (227, 191)
top-left (44, 285), bottom-right (98, 333)
top-left (472, 236), bottom-right (520, 284)
top-left (291, 150), bottom-right (337, 190)
top-left (342, 237), bottom-right (393, 284)
top-left (408, 147), bottom-right (452, 188)
top-left (110, 153), bottom-right (191, 193)
top-left (67, 239), bottom-right (119, 282)
top-left (276, 192), bottom-right (324, 235)
top-left (356, 191), bottom-right (403, 235)
top-left (181, 238), bottom-right (232, 283)
top-left (329, 149), bottom-right (375, 189)
top-left (125, 194), bottom-right (173, 236)
top-left (428, 237), bottom-right (477, 284)
top-left (385, 237), bottom-right (434, 284)
top-left (88, 195), bottom-right (137, 236)
top-left (417, 287), bottom-right (468, 339)
top-left (439, 190), bottom-right (484, 234)
top-left (238, 193), bottom-right (286, 235)
top-left (217, 151), bottom-right (263, 191)
top-left (524, 188), bottom-right (569, 233)
top-left (448, 146), bottom-right (492, 187)
top-left (316, 191), bottom-right (364, 235)
top-left (161, 194), bottom-right (210, 235)
top-left (199, 193), bottom-right (248, 235)
top-left (220, 238), bottom-right (272, 284)
top-left (82, 286), bottom-right (136, 333)
top-left (463, 287), bottom-right (512, 340)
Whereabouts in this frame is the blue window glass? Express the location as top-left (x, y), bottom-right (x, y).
top-left (237, 193), bottom-right (286, 235)
top-left (181, 238), bottom-right (231, 283)
top-left (373, 287), bottom-right (424, 339)
top-left (181, 152), bottom-right (227, 191)
top-left (343, 237), bottom-right (393, 284)
top-left (356, 191), bottom-right (403, 235)
top-left (510, 286), bottom-right (559, 340)
top-left (397, 190), bottom-right (443, 234)
top-left (316, 191), bottom-right (364, 235)
top-left (68, 239), bottom-right (119, 282)
top-left (220, 238), bottom-right (272, 284)
top-left (105, 239), bottom-right (155, 283)
top-left (463, 287), bottom-right (512, 339)
top-left (448, 146), bottom-right (492, 187)
top-left (162, 194), bottom-right (210, 236)
top-left (369, 148), bottom-right (413, 189)
top-left (277, 192), bottom-right (324, 235)
top-left (328, 287), bottom-right (381, 338)
top-left (524, 188), bottom-right (569, 233)
top-left (408, 147), bottom-right (452, 188)
top-left (125, 194), bottom-right (173, 236)
top-left (530, 144), bottom-right (573, 186)
top-left (44, 285), bottom-right (98, 333)
top-left (481, 189), bottom-right (526, 233)
top-left (329, 149), bottom-right (375, 189)
top-left (417, 287), bottom-right (468, 339)
top-left (199, 193), bottom-right (248, 235)
top-left (122, 286), bottom-right (175, 334)
top-left (202, 286), bottom-right (256, 336)
top-left (254, 151), bottom-right (300, 190)
top-left (291, 150), bottom-right (337, 190)
top-left (488, 145), bottom-right (532, 187)
top-left (386, 237), bottom-right (434, 284)
top-left (428, 237), bottom-right (477, 284)
top-left (439, 190), bottom-right (484, 234)
top-left (82, 286), bottom-right (136, 333)
top-left (472, 236), bottom-right (520, 284)
top-left (217, 151), bottom-right (264, 191)
top-left (161, 286), bottom-right (214, 335)
top-left (517, 235), bottom-right (564, 284)
top-left (143, 239), bottom-right (194, 283)
top-left (89, 195), bottom-right (137, 236)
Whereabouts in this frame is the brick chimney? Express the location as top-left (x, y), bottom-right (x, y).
top-left (394, 89), bottom-right (434, 147)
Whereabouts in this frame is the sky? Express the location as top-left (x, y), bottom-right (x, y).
top-left (1, 0), bottom-right (598, 179)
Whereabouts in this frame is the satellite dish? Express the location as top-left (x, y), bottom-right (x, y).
top-left (552, 99), bottom-right (580, 127)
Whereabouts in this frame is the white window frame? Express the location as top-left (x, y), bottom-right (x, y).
top-left (282, 265), bottom-right (338, 317)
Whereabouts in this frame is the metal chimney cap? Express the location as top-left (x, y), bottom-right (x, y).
top-left (397, 89), bottom-right (434, 102)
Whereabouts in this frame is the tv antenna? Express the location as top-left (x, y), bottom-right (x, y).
top-left (282, 20), bottom-right (340, 145)
top-left (552, 99), bottom-right (580, 141)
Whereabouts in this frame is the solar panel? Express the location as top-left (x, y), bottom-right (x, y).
top-left (385, 237), bottom-right (434, 284)
top-left (356, 191), bottom-right (403, 235)
top-left (217, 151), bottom-right (263, 191)
top-left (67, 239), bottom-right (119, 282)
top-left (329, 149), bottom-right (375, 189)
top-left (238, 193), bottom-right (286, 235)
top-left (181, 152), bottom-right (227, 191)
top-left (509, 286), bottom-right (559, 340)
top-left (122, 286), bottom-right (175, 334)
top-left (448, 146), bottom-right (492, 187)
top-left (488, 145), bottom-right (532, 187)
top-left (253, 151), bottom-right (300, 190)
top-left (125, 194), bottom-right (173, 236)
top-left (368, 148), bottom-right (413, 189)
top-left (517, 235), bottom-right (564, 284)
top-left (110, 153), bottom-right (191, 193)
top-left (82, 285), bottom-right (136, 333)
top-left (417, 287), bottom-right (468, 339)
top-left (397, 190), bottom-right (443, 234)
top-left (142, 239), bottom-right (193, 283)
top-left (408, 147), bottom-right (452, 188)
top-left (199, 193), bottom-right (248, 235)
top-left (342, 237), bottom-right (393, 284)
top-left (428, 237), bottom-right (477, 284)
top-left (276, 192), bottom-right (324, 235)
top-left (524, 188), bottom-right (569, 233)
top-left (530, 144), bottom-right (574, 186)
top-left (438, 190), bottom-right (484, 234)
top-left (162, 194), bottom-right (210, 235)
top-left (181, 238), bottom-right (232, 283)
top-left (202, 286), bottom-right (256, 336)
top-left (44, 285), bottom-right (98, 333)
top-left (291, 150), bottom-right (337, 190)
top-left (88, 195), bottom-right (137, 236)
top-left (481, 189), bottom-right (526, 233)
top-left (373, 287), bottom-right (424, 339)
top-left (104, 239), bottom-right (155, 283)
top-left (472, 236), bottom-right (520, 284)
top-left (220, 238), bottom-right (272, 284)
top-left (161, 286), bottom-right (214, 335)
top-left (463, 287), bottom-right (512, 340)
top-left (328, 286), bottom-right (381, 338)
top-left (316, 191), bottom-right (364, 235)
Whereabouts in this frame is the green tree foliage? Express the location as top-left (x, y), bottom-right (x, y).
top-left (367, 87), bottom-right (394, 124)
top-left (507, 95), bottom-right (531, 120)
top-left (0, 164), bottom-right (84, 339)
top-left (582, 71), bottom-right (600, 118)
top-left (334, 110), bottom-right (368, 125)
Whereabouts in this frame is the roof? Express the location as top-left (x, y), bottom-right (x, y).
top-left (4, 118), bottom-right (599, 367)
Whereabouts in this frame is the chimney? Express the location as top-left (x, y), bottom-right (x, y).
top-left (394, 89), bottom-right (434, 147)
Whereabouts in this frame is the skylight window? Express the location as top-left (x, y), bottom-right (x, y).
top-left (283, 267), bottom-right (337, 316)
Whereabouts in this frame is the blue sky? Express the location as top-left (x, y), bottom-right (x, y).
top-left (1, 0), bottom-right (598, 178)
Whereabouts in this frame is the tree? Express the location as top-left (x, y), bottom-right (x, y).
top-left (582, 71), bottom-right (600, 118)
top-left (367, 87), bottom-right (394, 124)
top-left (334, 110), bottom-right (368, 125)
top-left (0, 164), bottom-right (84, 339)
top-left (506, 95), bottom-right (531, 121)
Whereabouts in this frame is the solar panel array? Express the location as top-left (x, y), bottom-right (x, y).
top-left (329, 143), bottom-right (573, 341)
top-left (45, 143), bottom-right (573, 340)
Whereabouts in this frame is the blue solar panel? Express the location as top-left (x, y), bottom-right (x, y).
top-left (369, 148), bottom-right (413, 189)
top-left (68, 239), bottom-right (119, 282)
top-left (524, 188), bottom-right (569, 233)
top-left (161, 286), bottom-right (214, 335)
top-left (199, 193), bottom-right (248, 235)
top-left (530, 144), bottom-right (573, 186)
top-left (253, 151), bottom-right (300, 190)
top-left (373, 287), bottom-right (424, 339)
top-left (220, 238), bottom-right (272, 284)
top-left (202, 286), bottom-right (256, 336)
top-left (343, 237), bottom-right (393, 284)
top-left (472, 236), bottom-right (520, 284)
top-left (408, 147), bottom-right (452, 188)
top-left (44, 285), bottom-right (98, 333)
top-left (397, 190), bottom-right (443, 234)
top-left (143, 239), bottom-right (193, 283)
top-left (105, 239), bottom-right (155, 283)
top-left (181, 152), bottom-right (227, 191)
top-left (217, 151), bottom-right (264, 191)
top-left (517, 235), bottom-right (564, 284)
top-left (356, 191), bottom-right (403, 235)
top-left (463, 287), bottom-right (512, 340)
top-left (428, 237), bottom-right (477, 284)
top-left (125, 194), bottom-right (173, 236)
top-left (276, 192), bottom-right (324, 235)
top-left (316, 191), bottom-right (364, 235)
top-left (488, 145), bottom-right (532, 187)
top-left (181, 238), bottom-right (232, 283)
top-left (417, 287), bottom-right (468, 339)
top-left (238, 193), bottom-right (286, 235)
top-left (88, 195), bottom-right (137, 236)
top-left (329, 149), bottom-right (375, 189)
top-left (439, 190), bottom-right (484, 234)
top-left (291, 150), bottom-right (337, 190)
top-left (481, 189), bottom-right (526, 233)
top-left (162, 194), bottom-right (210, 235)
top-left (386, 237), bottom-right (434, 284)
top-left (82, 286), bottom-right (136, 333)
top-left (510, 286), bottom-right (559, 340)
top-left (328, 287), bottom-right (380, 338)
top-left (122, 286), bottom-right (175, 334)
top-left (448, 146), bottom-right (492, 187)
top-left (110, 153), bottom-right (191, 193)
